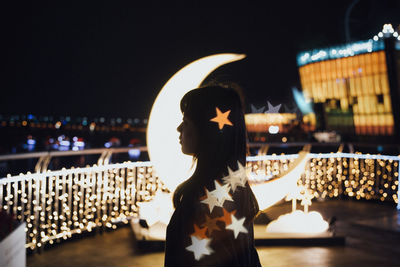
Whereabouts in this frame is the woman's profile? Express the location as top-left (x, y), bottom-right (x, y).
top-left (164, 86), bottom-right (262, 266)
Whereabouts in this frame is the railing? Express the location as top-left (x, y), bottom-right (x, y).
top-left (248, 153), bottom-right (400, 205)
top-left (0, 162), bottom-right (164, 251)
top-left (0, 152), bottom-right (399, 252)
top-left (0, 147), bottom-right (147, 174)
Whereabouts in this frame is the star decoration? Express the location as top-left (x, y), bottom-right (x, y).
top-left (203, 214), bottom-right (221, 235)
top-left (186, 235), bottom-right (213, 261)
top-left (250, 104), bottom-right (265, 113)
top-left (223, 161), bottom-right (247, 192)
top-left (201, 187), bottom-right (223, 213)
top-left (210, 107), bottom-right (233, 130)
top-left (210, 180), bottom-right (233, 206)
top-left (192, 224), bottom-right (208, 239)
top-left (284, 104), bottom-right (299, 114)
top-left (264, 101), bottom-right (281, 113)
top-left (218, 208), bottom-right (237, 226)
top-left (226, 214), bottom-right (248, 238)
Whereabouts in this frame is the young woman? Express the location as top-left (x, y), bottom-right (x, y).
top-left (165, 86), bottom-right (261, 267)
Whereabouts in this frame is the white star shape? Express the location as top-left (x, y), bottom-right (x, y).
top-left (210, 180), bottom-right (233, 206)
top-left (223, 161), bottom-right (247, 192)
top-left (186, 235), bottom-right (213, 261)
top-left (201, 187), bottom-right (223, 213)
top-left (226, 214), bottom-right (248, 238)
top-left (264, 101), bottom-right (281, 113)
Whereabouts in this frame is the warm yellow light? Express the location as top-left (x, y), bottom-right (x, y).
top-left (147, 53), bottom-right (246, 191)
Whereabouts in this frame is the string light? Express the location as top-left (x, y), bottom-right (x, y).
top-left (247, 153), bottom-right (399, 207)
top-left (0, 153), bottom-right (399, 251)
top-left (0, 161), bottom-right (166, 251)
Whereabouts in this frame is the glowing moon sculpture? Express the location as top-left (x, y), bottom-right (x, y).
top-left (249, 148), bottom-right (310, 210)
top-left (147, 53), bottom-right (246, 191)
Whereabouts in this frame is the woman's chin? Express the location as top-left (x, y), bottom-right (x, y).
top-left (181, 148), bottom-right (194, 156)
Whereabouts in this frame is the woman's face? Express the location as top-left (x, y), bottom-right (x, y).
top-left (177, 115), bottom-right (198, 155)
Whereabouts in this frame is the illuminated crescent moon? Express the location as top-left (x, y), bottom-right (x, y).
top-left (250, 150), bottom-right (309, 210)
top-left (147, 53), bottom-right (246, 191)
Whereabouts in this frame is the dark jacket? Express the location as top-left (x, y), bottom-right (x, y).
top-left (165, 180), bottom-right (261, 267)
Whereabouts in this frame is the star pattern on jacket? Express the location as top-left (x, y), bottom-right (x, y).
top-left (203, 214), bottom-right (222, 236)
top-left (186, 235), bottom-right (214, 260)
top-left (186, 163), bottom-right (251, 261)
top-left (201, 187), bottom-right (222, 213)
top-left (192, 224), bottom-right (208, 239)
top-left (223, 161), bottom-right (247, 192)
top-left (218, 208), bottom-right (237, 226)
top-left (226, 214), bottom-right (248, 238)
top-left (209, 107), bottom-right (233, 130)
top-left (210, 180), bottom-right (233, 206)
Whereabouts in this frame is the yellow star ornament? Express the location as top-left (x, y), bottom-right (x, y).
top-left (210, 107), bottom-right (233, 130)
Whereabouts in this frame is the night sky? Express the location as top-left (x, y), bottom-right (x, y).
top-left (6, 0), bottom-right (400, 119)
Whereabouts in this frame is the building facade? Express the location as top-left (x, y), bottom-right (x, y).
top-left (297, 25), bottom-right (400, 140)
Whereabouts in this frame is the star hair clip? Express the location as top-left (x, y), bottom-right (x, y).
top-left (209, 107), bottom-right (233, 130)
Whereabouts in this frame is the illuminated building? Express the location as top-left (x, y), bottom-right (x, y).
top-left (245, 113), bottom-right (297, 134)
top-left (297, 24), bottom-right (400, 139)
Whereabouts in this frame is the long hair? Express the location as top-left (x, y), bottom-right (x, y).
top-left (173, 86), bottom-right (259, 221)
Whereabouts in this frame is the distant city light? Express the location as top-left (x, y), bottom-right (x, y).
top-left (72, 139), bottom-right (85, 151)
top-left (128, 149), bottom-right (141, 159)
top-left (60, 140), bottom-right (70, 147)
top-left (268, 125), bottom-right (279, 134)
top-left (27, 139), bottom-right (36, 145)
top-left (89, 122), bottom-right (96, 131)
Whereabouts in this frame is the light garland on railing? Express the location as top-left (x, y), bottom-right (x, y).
top-left (0, 161), bottom-right (166, 251)
top-left (248, 153), bottom-right (399, 208)
top-left (0, 153), bottom-right (399, 251)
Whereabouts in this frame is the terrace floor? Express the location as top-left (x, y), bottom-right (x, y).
top-left (27, 199), bottom-right (400, 267)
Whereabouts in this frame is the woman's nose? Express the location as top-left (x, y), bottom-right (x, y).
top-left (177, 122), bottom-right (182, 132)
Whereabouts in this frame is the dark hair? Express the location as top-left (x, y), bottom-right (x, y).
top-left (173, 86), bottom-right (259, 221)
